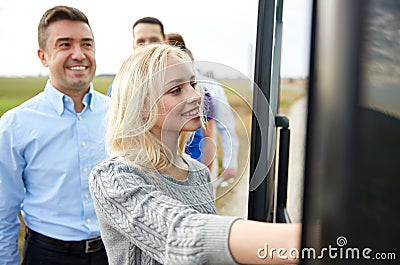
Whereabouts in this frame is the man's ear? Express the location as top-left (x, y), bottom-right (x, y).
top-left (37, 49), bottom-right (48, 67)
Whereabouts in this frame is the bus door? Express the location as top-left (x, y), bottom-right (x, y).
top-left (302, 0), bottom-right (400, 263)
top-left (248, 0), bottom-right (292, 223)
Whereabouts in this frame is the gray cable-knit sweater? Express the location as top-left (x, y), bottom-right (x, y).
top-left (89, 156), bottom-right (240, 265)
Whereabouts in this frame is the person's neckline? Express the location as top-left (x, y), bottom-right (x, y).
top-left (159, 156), bottom-right (192, 183)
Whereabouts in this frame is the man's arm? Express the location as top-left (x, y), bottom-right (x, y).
top-left (0, 113), bottom-right (26, 265)
top-left (208, 83), bottom-right (239, 174)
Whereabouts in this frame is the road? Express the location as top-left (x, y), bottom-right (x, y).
top-left (215, 96), bottom-right (308, 223)
top-left (286, 96), bottom-right (307, 223)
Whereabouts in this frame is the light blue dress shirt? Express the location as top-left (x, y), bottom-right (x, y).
top-left (0, 81), bottom-right (109, 264)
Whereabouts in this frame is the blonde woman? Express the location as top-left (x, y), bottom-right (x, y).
top-left (89, 44), bottom-right (301, 265)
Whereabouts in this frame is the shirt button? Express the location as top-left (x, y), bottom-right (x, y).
top-left (84, 194), bottom-right (90, 199)
top-left (87, 219), bottom-right (91, 224)
top-left (77, 116), bottom-right (82, 121)
top-left (81, 141), bottom-right (86, 146)
top-left (83, 167), bottom-right (88, 173)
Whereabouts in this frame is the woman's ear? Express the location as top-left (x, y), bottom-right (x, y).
top-left (37, 49), bottom-right (48, 67)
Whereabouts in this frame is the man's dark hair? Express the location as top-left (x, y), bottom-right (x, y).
top-left (38, 5), bottom-right (91, 50)
top-left (132, 17), bottom-right (165, 38)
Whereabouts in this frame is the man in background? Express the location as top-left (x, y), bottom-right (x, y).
top-left (132, 16), bottom-right (165, 48)
top-left (107, 16), bottom-right (165, 97)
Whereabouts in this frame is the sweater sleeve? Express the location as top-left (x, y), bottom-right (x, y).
top-left (89, 161), bottom-right (240, 264)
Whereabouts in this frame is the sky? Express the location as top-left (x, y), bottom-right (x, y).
top-left (0, 0), bottom-right (312, 78)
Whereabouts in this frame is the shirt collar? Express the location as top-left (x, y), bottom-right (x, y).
top-left (84, 88), bottom-right (95, 112)
top-left (44, 80), bottom-right (95, 115)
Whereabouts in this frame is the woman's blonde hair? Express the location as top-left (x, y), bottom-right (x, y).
top-left (107, 44), bottom-right (205, 172)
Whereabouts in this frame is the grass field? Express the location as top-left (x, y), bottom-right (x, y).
top-left (0, 76), bottom-right (306, 116)
top-left (0, 76), bottom-right (113, 116)
top-left (0, 75), bottom-right (306, 261)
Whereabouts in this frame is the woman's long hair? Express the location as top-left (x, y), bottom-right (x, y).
top-left (106, 44), bottom-right (205, 173)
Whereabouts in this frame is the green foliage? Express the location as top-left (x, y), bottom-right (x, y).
top-left (0, 76), bottom-right (113, 117)
top-left (92, 76), bottom-right (114, 95)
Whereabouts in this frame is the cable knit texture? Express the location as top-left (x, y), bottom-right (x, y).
top-left (89, 156), bottom-right (239, 265)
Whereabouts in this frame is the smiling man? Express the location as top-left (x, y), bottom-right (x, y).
top-left (0, 6), bottom-right (109, 265)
